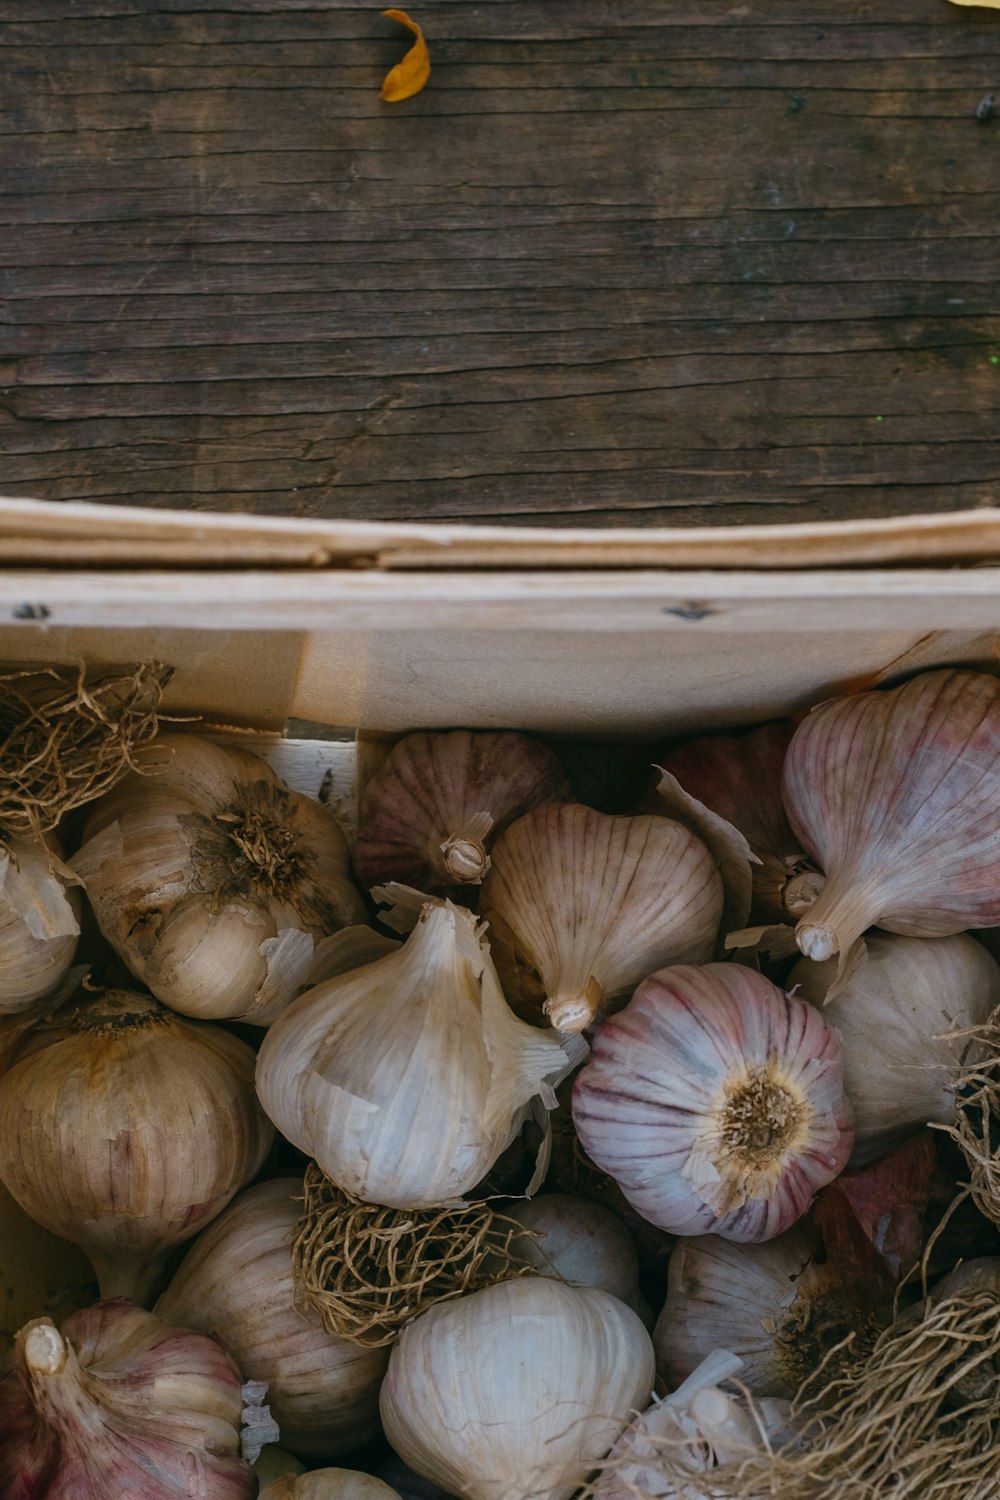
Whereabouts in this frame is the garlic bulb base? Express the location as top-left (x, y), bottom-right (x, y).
top-left (783, 869), bottom-right (825, 918)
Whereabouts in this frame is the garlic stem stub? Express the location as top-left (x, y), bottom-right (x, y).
top-left (0, 834), bottom-right (81, 1014)
top-left (260, 1474), bottom-right (403, 1500)
top-left (72, 733), bottom-right (367, 1024)
top-left (354, 729), bottom-right (570, 890)
top-left (257, 897), bottom-right (581, 1210)
top-left (0, 986), bottom-right (274, 1305)
top-left (380, 1276), bottom-right (655, 1500)
top-left (0, 1301), bottom-right (255, 1499)
top-left (479, 802), bottom-right (723, 1034)
top-left (157, 1177), bottom-right (388, 1458)
top-left (572, 963), bottom-right (854, 1242)
top-left (783, 669), bottom-right (1000, 965)
top-left (790, 931), bottom-right (1000, 1166)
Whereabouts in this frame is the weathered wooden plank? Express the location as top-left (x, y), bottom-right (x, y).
top-left (0, 0), bottom-right (997, 527)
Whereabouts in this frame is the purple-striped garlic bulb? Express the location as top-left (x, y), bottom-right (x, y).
top-left (479, 804), bottom-right (723, 1033)
top-left (572, 963), bottom-right (853, 1242)
top-left (353, 730), bottom-right (570, 891)
top-left (0, 1301), bottom-right (255, 1499)
top-left (783, 669), bottom-right (1000, 965)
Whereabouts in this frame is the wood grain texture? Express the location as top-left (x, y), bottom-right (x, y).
top-left (0, 0), bottom-right (998, 527)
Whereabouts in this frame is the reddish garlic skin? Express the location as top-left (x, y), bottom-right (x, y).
top-left (663, 722), bottom-right (796, 865)
top-left (783, 670), bottom-right (1000, 960)
top-left (572, 963), bottom-right (853, 1243)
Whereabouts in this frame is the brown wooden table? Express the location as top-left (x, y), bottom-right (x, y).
top-left (1, 0), bottom-right (998, 528)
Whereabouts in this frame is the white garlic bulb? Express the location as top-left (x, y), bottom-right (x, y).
top-left (157, 1177), bottom-right (388, 1457)
top-left (0, 834), bottom-right (80, 1014)
top-left (261, 1474), bottom-right (402, 1500)
top-left (480, 803), bottom-right (723, 1033)
top-left (790, 932), bottom-right (1000, 1165)
top-left (0, 1301), bottom-right (254, 1499)
top-left (257, 899), bottom-right (582, 1210)
top-left (505, 1193), bottom-right (648, 1319)
top-left (573, 963), bottom-right (854, 1242)
top-left (0, 986), bottom-right (274, 1304)
top-left (72, 734), bottom-right (367, 1024)
top-left (380, 1276), bottom-right (655, 1500)
top-left (654, 1229), bottom-right (823, 1398)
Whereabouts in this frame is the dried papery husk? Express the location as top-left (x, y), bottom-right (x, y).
top-left (783, 669), bottom-right (1000, 970)
top-left (661, 722), bottom-right (815, 927)
top-left (480, 803), bottom-right (723, 1034)
top-left (505, 1193), bottom-right (649, 1320)
top-left (0, 986), bottom-right (274, 1304)
top-left (932, 1001), bottom-right (1000, 1230)
top-left (645, 770), bottom-right (756, 951)
top-left (0, 1300), bottom-right (255, 1499)
top-left (0, 833), bottom-right (81, 1014)
top-left (0, 659), bottom-right (170, 842)
top-left (790, 932), bottom-right (1000, 1166)
top-left (628, 1283), bottom-right (1000, 1500)
top-left (573, 963), bottom-right (854, 1242)
top-left (261, 1471), bottom-right (402, 1500)
top-left (73, 733), bottom-right (367, 1025)
top-left (257, 897), bottom-right (583, 1210)
top-left (380, 1275), bottom-right (656, 1500)
top-left (353, 729), bottom-right (570, 890)
top-left (654, 1228), bottom-right (887, 1400)
top-left (290, 1164), bottom-right (533, 1349)
top-left (156, 1177), bottom-right (388, 1457)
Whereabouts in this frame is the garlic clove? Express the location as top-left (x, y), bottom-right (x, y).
top-left (479, 803), bottom-right (723, 1034)
top-left (256, 898), bottom-right (580, 1211)
top-left (0, 835), bottom-right (81, 1014)
top-left (260, 1473), bottom-right (403, 1500)
top-left (790, 932), bottom-right (1000, 1165)
top-left (0, 986), bottom-right (274, 1305)
top-left (572, 963), bottom-right (854, 1242)
top-left (156, 1177), bottom-right (389, 1458)
top-left (0, 1301), bottom-right (254, 1498)
top-left (353, 729), bottom-right (570, 891)
top-left (379, 1276), bottom-right (655, 1500)
top-left (782, 669), bottom-right (1000, 964)
top-left (73, 733), bottom-right (367, 1024)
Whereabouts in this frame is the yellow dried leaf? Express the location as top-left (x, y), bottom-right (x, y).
top-left (380, 9), bottom-right (431, 102)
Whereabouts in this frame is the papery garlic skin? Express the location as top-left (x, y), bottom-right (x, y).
top-left (261, 1473), bottom-right (402, 1500)
top-left (573, 964), bottom-right (854, 1243)
top-left (480, 803), bottom-right (723, 1034)
top-left (506, 1193), bottom-right (647, 1318)
top-left (654, 1228), bottom-right (822, 1398)
top-left (354, 730), bottom-right (570, 890)
top-left (380, 1276), bottom-right (655, 1500)
top-left (257, 901), bottom-right (581, 1210)
top-left (157, 1177), bottom-right (388, 1457)
top-left (790, 932), bottom-right (1000, 1166)
top-left (0, 987), bottom-right (274, 1304)
top-left (783, 670), bottom-right (1000, 963)
top-left (0, 835), bottom-right (80, 1013)
top-left (0, 1301), bottom-right (254, 1499)
top-left (72, 733), bottom-right (366, 1024)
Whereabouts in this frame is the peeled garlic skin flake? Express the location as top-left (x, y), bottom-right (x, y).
top-left (572, 963), bottom-right (853, 1243)
top-left (783, 669), bottom-right (1000, 963)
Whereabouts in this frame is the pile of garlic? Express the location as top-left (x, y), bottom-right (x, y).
top-left (2, 667), bottom-right (1000, 1500)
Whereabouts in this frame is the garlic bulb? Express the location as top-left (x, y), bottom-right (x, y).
top-left (572, 963), bottom-right (853, 1242)
top-left (790, 932), bottom-right (1000, 1165)
top-left (72, 733), bottom-right (367, 1024)
top-left (654, 1228), bottom-right (833, 1398)
top-left (0, 986), bottom-right (274, 1304)
top-left (0, 834), bottom-right (81, 1014)
top-left (0, 1301), bottom-right (254, 1498)
top-left (257, 898), bottom-right (581, 1210)
top-left (783, 669), bottom-right (1000, 964)
top-left (479, 803), bottom-right (723, 1034)
top-left (354, 730), bottom-right (569, 889)
top-left (261, 1474), bottom-right (402, 1500)
top-left (256, 1447), bottom-right (308, 1487)
top-left (377, 1454), bottom-right (458, 1499)
top-left (157, 1177), bottom-right (388, 1457)
top-left (661, 721), bottom-right (812, 924)
top-left (505, 1193), bottom-right (647, 1318)
top-left (380, 1276), bottom-right (655, 1500)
